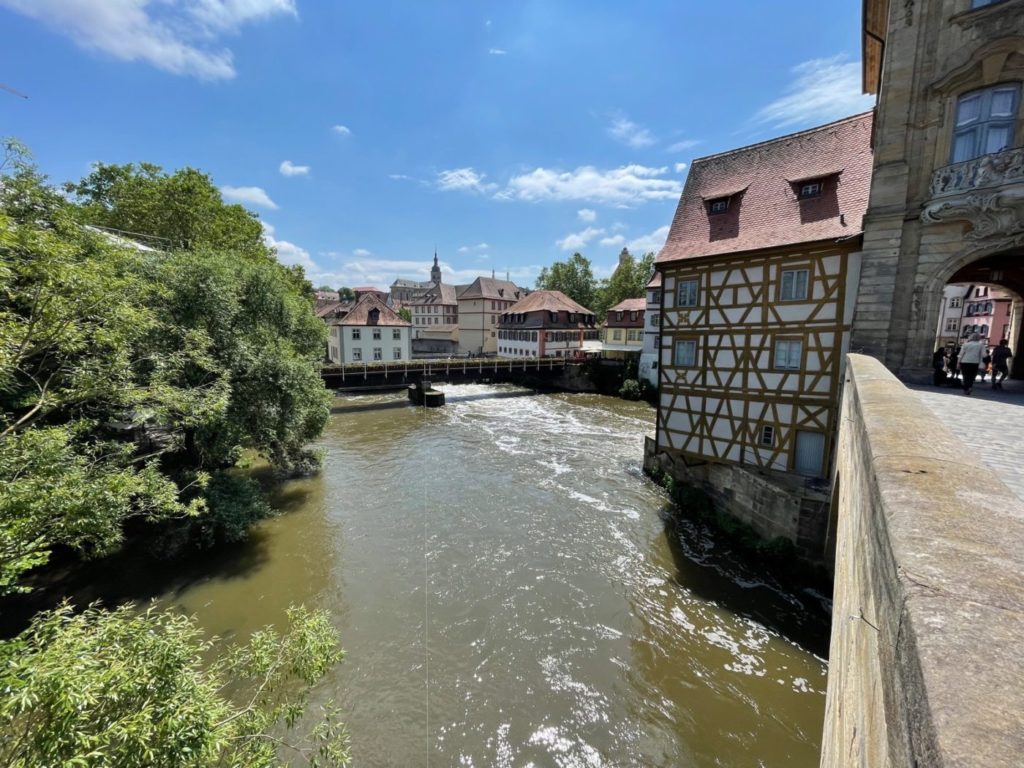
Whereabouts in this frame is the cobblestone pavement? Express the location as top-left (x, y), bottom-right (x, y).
top-left (911, 377), bottom-right (1024, 503)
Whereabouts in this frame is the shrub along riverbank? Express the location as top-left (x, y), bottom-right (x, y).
top-left (0, 140), bottom-right (349, 765)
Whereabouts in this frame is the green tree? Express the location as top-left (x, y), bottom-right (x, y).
top-left (337, 287), bottom-right (354, 301)
top-left (398, 306), bottom-right (412, 323)
top-left (535, 252), bottom-right (597, 310)
top-left (593, 249), bottom-right (657, 320)
top-left (66, 163), bottom-right (268, 257)
top-left (0, 143), bottom-right (329, 592)
top-left (0, 603), bottom-right (349, 767)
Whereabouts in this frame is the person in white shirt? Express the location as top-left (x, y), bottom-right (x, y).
top-left (958, 332), bottom-right (986, 395)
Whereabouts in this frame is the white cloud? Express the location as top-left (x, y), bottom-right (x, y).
top-left (497, 164), bottom-right (681, 206)
top-left (436, 167), bottom-right (497, 194)
top-left (608, 115), bottom-right (656, 148)
top-left (312, 256), bottom-right (539, 288)
top-left (352, 248), bottom-right (372, 257)
top-left (221, 185), bottom-right (278, 209)
top-left (556, 226), bottom-right (605, 251)
top-left (577, 208), bottom-right (597, 222)
top-left (488, 48), bottom-right (507, 55)
top-left (458, 242), bottom-right (489, 253)
top-left (332, 124), bottom-right (352, 136)
top-left (388, 173), bottom-right (412, 180)
top-left (674, 162), bottom-right (688, 173)
top-left (279, 160), bottom-right (309, 177)
top-left (754, 54), bottom-right (876, 129)
top-left (262, 222), bottom-right (317, 272)
top-left (627, 225), bottom-right (670, 254)
top-left (667, 139), bottom-right (700, 153)
top-left (0, 0), bottom-right (295, 80)
top-left (599, 234), bottom-right (625, 247)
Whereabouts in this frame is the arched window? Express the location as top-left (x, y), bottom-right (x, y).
top-left (951, 83), bottom-right (1020, 163)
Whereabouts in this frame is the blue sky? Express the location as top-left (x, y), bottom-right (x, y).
top-left (1, 1), bottom-right (874, 290)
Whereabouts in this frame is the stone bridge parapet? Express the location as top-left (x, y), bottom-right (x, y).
top-left (822, 354), bottom-right (1024, 767)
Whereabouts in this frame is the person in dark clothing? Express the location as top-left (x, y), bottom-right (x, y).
top-left (932, 348), bottom-right (947, 386)
top-left (991, 339), bottom-right (1013, 390)
top-left (947, 346), bottom-right (960, 386)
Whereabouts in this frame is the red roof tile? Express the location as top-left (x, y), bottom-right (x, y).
top-left (504, 290), bottom-right (594, 316)
top-left (646, 272), bottom-right (662, 288)
top-left (607, 298), bottom-right (647, 313)
top-left (657, 112), bottom-right (874, 264)
top-left (337, 293), bottom-right (411, 327)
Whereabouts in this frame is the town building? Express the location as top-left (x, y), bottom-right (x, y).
top-left (854, 0), bottom-right (1024, 380)
top-left (935, 284), bottom-right (971, 350)
top-left (410, 282), bottom-right (461, 357)
top-left (326, 293), bottom-right (411, 364)
top-left (390, 252), bottom-right (443, 303)
top-left (959, 283), bottom-right (1016, 347)
top-left (639, 273), bottom-right (662, 387)
top-left (457, 276), bottom-right (528, 355)
top-left (601, 298), bottom-right (646, 359)
top-left (496, 290), bottom-right (598, 358)
top-left (651, 111), bottom-right (873, 562)
top-left (314, 289), bottom-right (340, 308)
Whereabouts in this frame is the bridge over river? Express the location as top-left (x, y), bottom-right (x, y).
top-left (321, 356), bottom-right (617, 393)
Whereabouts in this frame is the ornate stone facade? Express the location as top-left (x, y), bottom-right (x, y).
top-left (853, 0), bottom-right (1024, 380)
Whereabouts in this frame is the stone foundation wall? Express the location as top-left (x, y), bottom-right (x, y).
top-left (643, 438), bottom-right (830, 565)
top-left (821, 354), bottom-right (1024, 767)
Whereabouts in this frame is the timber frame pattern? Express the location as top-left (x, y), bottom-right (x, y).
top-left (656, 240), bottom-right (860, 476)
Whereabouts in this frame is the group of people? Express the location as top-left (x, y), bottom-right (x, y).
top-left (933, 336), bottom-right (1013, 395)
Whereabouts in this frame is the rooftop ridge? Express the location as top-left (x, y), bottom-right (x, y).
top-left (687, 111), bottom-right (875, 166)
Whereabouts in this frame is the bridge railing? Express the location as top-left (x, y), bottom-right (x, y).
top-left (321, 356), bottom-right (581, 381)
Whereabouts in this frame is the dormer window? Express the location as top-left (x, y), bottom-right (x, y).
top-left (798, 181), bottom-right (823, 199)
top-left (708, 198), bottom-right (730, 215)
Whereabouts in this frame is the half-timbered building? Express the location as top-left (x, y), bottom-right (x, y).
top-left (650, 112), bottom-right (873, 561)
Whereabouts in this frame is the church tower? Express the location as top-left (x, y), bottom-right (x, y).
top-left (430, 250), bottom-right (442, 284)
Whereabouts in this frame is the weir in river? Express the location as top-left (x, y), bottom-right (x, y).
top-left (10, 384), bottom-right (831, 766)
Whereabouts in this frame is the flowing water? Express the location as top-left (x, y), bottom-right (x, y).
top-left (17, 384), bottom-right (831, 766)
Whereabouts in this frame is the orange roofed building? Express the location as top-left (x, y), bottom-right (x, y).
top-left (496, 290), bottom-right (598, 359)
top-left (648, 112), bottom-right (874, 563)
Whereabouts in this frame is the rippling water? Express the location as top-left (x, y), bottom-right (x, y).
top-left (50, 384), bottom-right (829, 766)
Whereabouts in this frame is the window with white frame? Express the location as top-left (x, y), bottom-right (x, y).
top-left (945, 318), bottom-right (959, 332)
top-left (373, 347), bottom-right (382, 361)
top-left (798, 181), bottom-right (823, 199)
top-left (950, 297), bottom-right (962, 308)
top-left (649, 289), bottom-right (661, 305)
top-left (774, 339), bottom-right (803, 370)
top-left (674, 339), bottom-right (697, 367)
top-left (393, 329), bottom-right (401, 340)
top-left (708, 198), bottom-right (729, 215)
top-left (951, 83), bottom-right (1020, 163)
top-left (351, 328), bottom-right (361, 340)
top-left (759, 425), bottom-right (775, 447)
top-left (352, 348), bottom-right (362, 361)
top-left (780, 268), bottom-right (810, 301)
top-left (372, 328), bottom-right (381, 340)
top-left (677, 279), bottom-right (699, 308)
top-left (650, 313), bottom-right (661, 327)
top-left (393, 347), bottom-right (401, 359)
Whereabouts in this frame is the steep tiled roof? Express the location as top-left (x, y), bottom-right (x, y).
top-left (457, 277), bottom-right (528, 301)
top-left (657, 112), bottom-right (874, 264)
top-left (412, 282), bottom-right (458, 305)
top-left (504, 290), bottom-right (594, 316)
top-left (607, 298), bottom-right (646, 313)
top-left (316, 300), bottom-right (352, 319)
top-left (337, 293), bottom-right (411, 327)
top-left (646, 272), bottom-right (662, 288)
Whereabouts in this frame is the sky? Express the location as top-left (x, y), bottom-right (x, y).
top-left (0, 0), bottom-right (874, 290)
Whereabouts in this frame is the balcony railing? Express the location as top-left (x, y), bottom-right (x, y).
top-left (929, 146), bottom-right (1024, 198)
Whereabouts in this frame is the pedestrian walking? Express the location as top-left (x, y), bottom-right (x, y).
top-left (991, 338), bottom-right (1013, 390)
top-left (980, 350), bottom-right (991, 382)
top-left (958, 333), bottom-right (985, 395)
top-left (947, 345), bottom-right (961, 386)
top-left (932, 347), bottom-right (947, 386)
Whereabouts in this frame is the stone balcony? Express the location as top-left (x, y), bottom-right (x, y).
top-left (922, 146), bottom-right (1024, 240)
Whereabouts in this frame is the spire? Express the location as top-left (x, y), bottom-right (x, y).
top-left (430, 248), bottom-right (442, 284)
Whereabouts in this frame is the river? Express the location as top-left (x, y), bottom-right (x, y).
top-left (15, 384), bottom-right (831, 766)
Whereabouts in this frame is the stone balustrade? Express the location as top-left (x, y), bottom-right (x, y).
top-left (929, 146), bottom-right (1024, 198)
